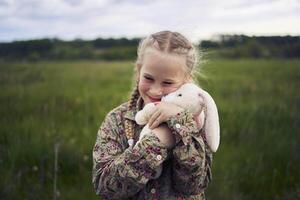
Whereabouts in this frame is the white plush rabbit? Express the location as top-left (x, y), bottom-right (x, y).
top-left (135, 83), bottom-right (220, 179)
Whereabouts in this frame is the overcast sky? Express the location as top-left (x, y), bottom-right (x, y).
top-left (0, 0), bottom-right (299, 42)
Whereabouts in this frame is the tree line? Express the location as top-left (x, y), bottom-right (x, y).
top-left (0, 38), bottom-right (139, 61)
top-left (200, 35), bottom-right (300, 58)
top-left (0, 35), bottom-right (299, 61)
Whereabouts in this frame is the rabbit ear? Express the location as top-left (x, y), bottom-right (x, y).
top-left (198, 88), bottom-right (220, 152)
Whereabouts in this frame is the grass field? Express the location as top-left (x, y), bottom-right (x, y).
top-left (0, 59), bottom-right (300, 200)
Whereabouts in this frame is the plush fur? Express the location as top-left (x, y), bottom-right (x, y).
top-left (134, 83), bottom-right (220, 179)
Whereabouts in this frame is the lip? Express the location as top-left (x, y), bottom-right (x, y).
top-left (147, 95), bottom-right (161, 102)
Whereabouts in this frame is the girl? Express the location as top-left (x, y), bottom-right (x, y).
top-left (92, 30), bottom-right (213, 200)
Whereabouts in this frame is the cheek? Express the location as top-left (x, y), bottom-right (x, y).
top-left (138, 80), bottom-right (150, 92)
top-left (163, 86), bottom-right (180, 95)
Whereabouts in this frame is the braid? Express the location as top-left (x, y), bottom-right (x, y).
top-left (125, 83), bottom-right (140, 147)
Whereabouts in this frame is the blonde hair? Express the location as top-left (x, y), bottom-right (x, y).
top-left (125, 30), bottom-right (202, 146)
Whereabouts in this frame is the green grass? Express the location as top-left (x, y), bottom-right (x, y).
top-left (0, 59), bottom-right (299, 200)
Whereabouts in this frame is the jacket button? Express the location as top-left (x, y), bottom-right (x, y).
top-left (175, 123), bottom-right (181, 129)
top-left (151, 188), bottom-right (156, 194)
top-left (156, 155), bottom-right (162, 161)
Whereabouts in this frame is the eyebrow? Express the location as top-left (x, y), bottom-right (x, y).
top-left (144, 73), bottom-right (175, 82)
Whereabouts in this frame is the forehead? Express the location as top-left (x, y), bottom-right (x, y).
top-left (141, 48), bottom-right (187, 79)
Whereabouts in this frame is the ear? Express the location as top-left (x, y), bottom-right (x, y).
top-left (136, 71), bottom-right (140, 82)
top-left (135, 63), bottom-right (142, 81)
top-left (198, 88), bottom-right (220, 152)
top-left (136, 62), bottom-right (142, 71)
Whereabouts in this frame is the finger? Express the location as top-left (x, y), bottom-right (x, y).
top-left (148, 110), bottom-right (161, 128)
top-left (154, 113), bottom-right (164, 127)
top-left (149, 108), bottom-right (161, 125)
top-left (149, 110), bottom-right (162, 129)
top-left (150, 112), bottom-right (163, 129)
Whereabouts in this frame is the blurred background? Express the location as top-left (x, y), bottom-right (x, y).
top-left (0, 0), bottom-right (300, 199)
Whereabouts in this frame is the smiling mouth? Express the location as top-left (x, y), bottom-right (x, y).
top-left (148, 95), bottom-right (161, 102)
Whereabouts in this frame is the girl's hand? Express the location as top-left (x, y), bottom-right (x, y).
top-left (148, 102), bottom-right (184, 129)
top-left (152, 124), bottom-right (176, 149)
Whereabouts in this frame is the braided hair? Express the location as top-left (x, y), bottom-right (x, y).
top-left (124, 83), bottom-right (140, 147)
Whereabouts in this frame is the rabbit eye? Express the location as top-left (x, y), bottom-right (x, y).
top-left (178, 94), bottom-right (182, 97)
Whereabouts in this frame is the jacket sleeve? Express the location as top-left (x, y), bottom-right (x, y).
top-left (166, 109), bottom-right (213, 195)
top-left (92, 111), bottom-right (169, 200)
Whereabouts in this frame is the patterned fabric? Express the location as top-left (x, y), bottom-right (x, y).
top-left (92, 97), bottom-right (213, 200)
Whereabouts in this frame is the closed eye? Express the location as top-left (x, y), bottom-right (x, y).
top-left (163, 82), bottom-right (173, 85)
top-left (144, 76), bottom-right (153, 81)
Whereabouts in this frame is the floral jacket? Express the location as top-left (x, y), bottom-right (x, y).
top-left (92, 97), bottom-right (213, 200)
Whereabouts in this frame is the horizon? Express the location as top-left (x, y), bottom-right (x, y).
top-left (1, 33), bottom-right (300, 44)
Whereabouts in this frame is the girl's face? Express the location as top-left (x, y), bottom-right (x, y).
top-left (138, 48), bottom-right (189, 105)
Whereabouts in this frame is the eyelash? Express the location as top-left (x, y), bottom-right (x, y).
top-left (144, 76), bottom-right (173, 85)
top-left (145, 76), bottom-right (153, 81)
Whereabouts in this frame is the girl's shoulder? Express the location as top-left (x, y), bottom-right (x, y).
top-left (102, 98), bottom-right (142, 124)
top-left (109, 101), bottom-right (130, 115)
top-left (105, 101), bottom-right (131, 121)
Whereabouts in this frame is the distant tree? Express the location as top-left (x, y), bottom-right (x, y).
top-left (0, 39), bottom-right (54, 59)
top-left (200, 40), bottom-right (220, 48)
top-left (93, 37), bottom-right (139, 48)
top-left (199, 34), bottom-right (300, 58)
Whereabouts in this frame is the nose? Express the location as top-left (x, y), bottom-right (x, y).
top-left (150, 84), bottom-right (163, 96)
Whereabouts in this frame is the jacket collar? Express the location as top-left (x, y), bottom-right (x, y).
top-left (124, 96), bottom-right (144, 121)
